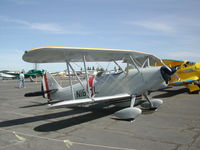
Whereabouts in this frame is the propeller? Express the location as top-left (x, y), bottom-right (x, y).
top-left (160, 65), bottom-right (177, 84)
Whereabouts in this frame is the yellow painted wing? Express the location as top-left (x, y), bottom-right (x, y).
top-left (157, 59), bottom-right (185, 67)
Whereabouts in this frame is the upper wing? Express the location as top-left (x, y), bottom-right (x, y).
top-left (49, 94), bottom-right (131, 108)
top-left (22, 46), bottom-right (161, 66)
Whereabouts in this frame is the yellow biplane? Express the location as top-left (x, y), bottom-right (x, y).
top-left (158, 59), bottom-right (200, 93)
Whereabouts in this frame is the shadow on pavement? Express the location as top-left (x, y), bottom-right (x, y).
top-left (152, 87), bottom-right (188, 98)
top-left (34, 107), bottom-right (117, 132)
top-left (0, 106), bottom-right (119, 132)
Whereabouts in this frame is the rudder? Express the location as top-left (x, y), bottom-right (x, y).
top-left (42, 71), bottom-right (62, 99)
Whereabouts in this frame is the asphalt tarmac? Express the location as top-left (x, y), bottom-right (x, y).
top-left (0, 78), bottom-right (199, 150)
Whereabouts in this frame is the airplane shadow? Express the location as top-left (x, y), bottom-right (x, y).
top-left (152, 87), bottom-right (188, 98)
top-left (19, 102), bottom-right (48, 108)
top-left (141, 109), bottom-right (156, 115)
top-left (19, 100), bottom-right (63, 108)
top-left (34, 107), bottom-right (118, 132)
top-left (0, 105), bottom-right (119, 132)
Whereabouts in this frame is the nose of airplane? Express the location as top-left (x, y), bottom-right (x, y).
top-left (160, 66), bottom-right (177, 84)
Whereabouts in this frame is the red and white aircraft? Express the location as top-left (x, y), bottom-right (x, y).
top-left (23, 46), bottom-right (175, 120)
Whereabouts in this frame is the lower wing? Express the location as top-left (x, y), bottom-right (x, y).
top-left (49, 94), bottom-right (131, 108)
top-left (169, 79), bottom-right (198, 86)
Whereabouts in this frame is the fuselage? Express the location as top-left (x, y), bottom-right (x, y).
top-left (51, 66), bottom-right (167, 101)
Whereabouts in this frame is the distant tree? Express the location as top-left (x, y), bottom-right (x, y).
top-left (92, 66), bottom-right (95, 70)
top-left (100, 68), bottom-right (104, 71)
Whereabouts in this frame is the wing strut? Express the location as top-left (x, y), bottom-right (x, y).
top-left (113, 60), bottom-right (125, 73)
top-left (83, 55), bottom-right (92, 99)
top-left (67, 61), bottom-right (91, 98)
top-left (129, 55), bottom-right (140, 72)
top-left (141, 57), bottom-right (150, 68)
top-left (66, 61), bottom-right (75, 100)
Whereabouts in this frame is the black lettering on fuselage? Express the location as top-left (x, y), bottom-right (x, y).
top-left (76, 89), bottom-right (86, 98)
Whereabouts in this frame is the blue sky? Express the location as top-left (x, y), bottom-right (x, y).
top-left (0, 0), bottom-right (200, 71)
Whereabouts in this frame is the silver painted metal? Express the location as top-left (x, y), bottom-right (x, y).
top-left (66, 61), bottom-right (75, 100)
top-left (23, 47), bottom-right (172, 120)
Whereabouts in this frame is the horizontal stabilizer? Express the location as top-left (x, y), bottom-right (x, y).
top-left (24, 89), bottom-right (57, 97)
top-left (49, 94), bottom-right (130, 108)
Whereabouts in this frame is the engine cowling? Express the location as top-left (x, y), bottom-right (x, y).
top-left (114, 107), bottom-right (142, 120)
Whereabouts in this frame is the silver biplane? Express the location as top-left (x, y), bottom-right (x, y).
top-left (23, 46), bottom-right (175, 120)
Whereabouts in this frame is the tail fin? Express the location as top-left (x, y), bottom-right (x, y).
top-left (42, 71), bottom-right (62, 99)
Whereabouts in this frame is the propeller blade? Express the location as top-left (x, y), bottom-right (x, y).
top-left (160, 66), bottom-right (177, 83)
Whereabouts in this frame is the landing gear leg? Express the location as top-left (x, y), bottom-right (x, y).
top-left (129, 95), bottom-right (136, 122)
top-left (143, 93), bottom-right (157, 110)
top-left (130, 95), bottom-right (136, 108)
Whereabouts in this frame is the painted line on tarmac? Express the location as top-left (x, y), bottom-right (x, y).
top-left (0, 128), bottom-right (137, 150)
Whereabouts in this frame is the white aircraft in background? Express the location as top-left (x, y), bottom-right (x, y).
top-left (23, 46), bottom-right (175, 120)
top-left (0, 73), bottom-right (16, 80)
